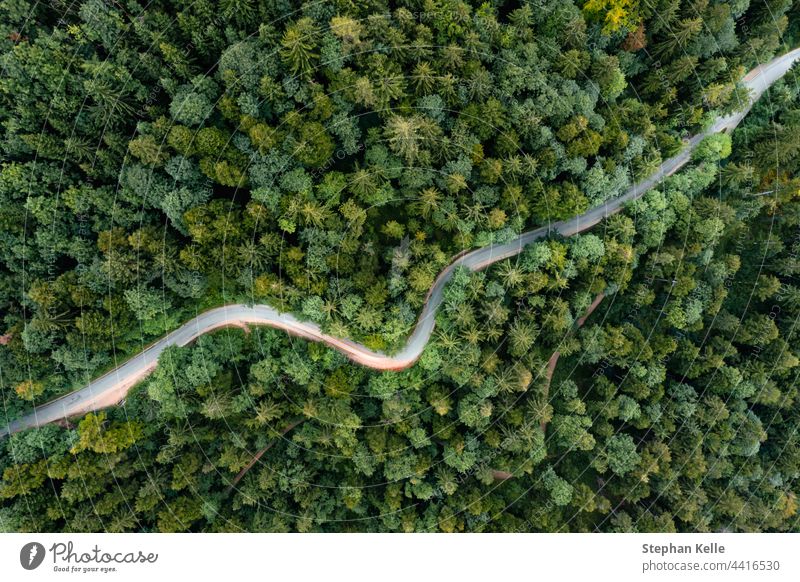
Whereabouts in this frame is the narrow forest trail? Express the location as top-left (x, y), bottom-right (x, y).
top-left (540, 292), bottom-right (606, 433)
top-left (2, 48), bottom-right (799, 438)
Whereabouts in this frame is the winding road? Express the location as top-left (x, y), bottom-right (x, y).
top-left (2, 48), bottom-right (799, 438)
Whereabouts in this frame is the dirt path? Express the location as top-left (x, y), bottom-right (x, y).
top-left (3, 49), bottom-right (799, 437)
top-left (492, 292), bottom-right (606, 480)
top-left (540, 293), bottom-right (606, 432)
top-left (226, 417), bottom-right (305, 492)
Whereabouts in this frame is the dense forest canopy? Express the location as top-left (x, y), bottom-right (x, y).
top-left (1, 0), bottom-right (800, 532)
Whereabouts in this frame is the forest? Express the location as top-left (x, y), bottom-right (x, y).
top-left (1, 0), bottom-right (800, 532)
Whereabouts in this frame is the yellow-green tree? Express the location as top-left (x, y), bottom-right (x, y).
top-left (583, 0), bottom-right (640, 34)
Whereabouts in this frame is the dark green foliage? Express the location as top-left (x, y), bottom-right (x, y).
top-left (0, 0), bottom-right (799, 532)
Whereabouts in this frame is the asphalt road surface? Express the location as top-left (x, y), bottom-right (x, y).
top-left (2, 48), bottom-right (799, 437)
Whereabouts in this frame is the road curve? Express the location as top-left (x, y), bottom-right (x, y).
top-left (2, 48), bottom-right (799, 437)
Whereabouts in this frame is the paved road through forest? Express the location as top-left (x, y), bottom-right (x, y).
top-left (2, 48), bottom-right (799, 437)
